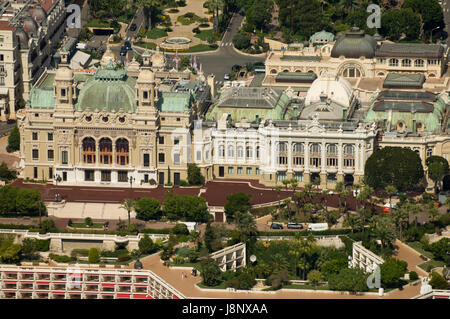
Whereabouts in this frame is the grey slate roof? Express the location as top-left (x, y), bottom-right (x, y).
top-left (372, 101), bottom-right (434, 113)
top-left (383, 73), bottom-right (425, 89)
top-left (376, 43), bottom-right (444, 58)
top-left (276, 72), bottom-right (318, 83)
top-left (377, 90), bottom-right (436, 101)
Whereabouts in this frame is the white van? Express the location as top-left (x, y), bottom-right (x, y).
top-left (307, 223), bottom-right (329, 231)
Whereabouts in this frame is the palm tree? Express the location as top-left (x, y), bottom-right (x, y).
top-left (321, 189), bottom-right (330, 214)
top-left (357, 208), bottom-right (371, 233)
top-left (289, 232), bottom-right (316, 279)
top-left (392, 207), bottom-right (409, 240)
top-left (344, 214), bottom-right (362, 233)
top-left (120, 198), bottom-right (135, 226)
top-left (352, 183), bottom-right (361, 211)
top-left (283, 198), bottom-right (292, 220)
top-left (282, 179), bottom-right (290, 190)
top-left (137, 0), bottom-right (159, 30)
top-left (335, 181), bottom-right (345, 209)
top-left (274, 185), bottom-right (283, 213)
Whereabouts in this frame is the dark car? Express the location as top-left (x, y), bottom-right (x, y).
top-left (124, 41), bottom-right (132, 50)
top-left (130, 23), bottom-right (137, 31)
top-left (120, 46), bottom-right (127, 56)
top-left (270, 223), bottom-right (284, 230)
top-left (287, 222), bottom-right (303, 229)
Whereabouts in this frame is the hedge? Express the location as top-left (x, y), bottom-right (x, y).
top-left (257, 229), bottom-right (351, 237)
top-left (35, 239), bottom-right (50, 252)
top-left (0, 224), bottom-right (34, 230)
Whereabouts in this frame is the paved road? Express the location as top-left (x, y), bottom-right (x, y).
top-left (0, 121), bottom-right (16, 137)
top-left (442, 0), bottom-right (450, 46)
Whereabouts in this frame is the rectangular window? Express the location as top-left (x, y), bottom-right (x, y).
top-left (101, 170), bottom-right (111, 182)
top-left (49, 168), bottom-right (53, 179)
top-left (310, 158), bottom-right (321, 167)
top-left (61, 88), bottom-right (66, 97)
top-left (246, 167), bottom-right (252, 175)
top-left (32, 132), bottom-right (38, 141)
top-left (196, 151), bottom-right (201, 161)
top-left (62, 172), bottom-right (67, 181)
top-left (277, 172), bottom-right (286, 181)
top-left (61, 151), bottom-right (68, 164)
top-left (84, 170), bottom-right (95, 181)
top-left (294, 173), bottom-right (303, 182)
top-left (158, 153), bottom-right (165, 163)
top-left (237, 167), bottom-right (243, 174)
top-left (32, 149), bottom-right (39, 160)
top-left (327, 158), bottom-right (338, 167)
top-left (159, 136), bottom-right (164, 144)
top-left (278, 156), bottom-right (287, 165)
top-left (228, 167), bottom-right (234, 174)
top-left (173, 153), bottom-right (180, 164)
top-left (33, 167), bottom-right (38, 179)
top-left (327, 174), bottom-right (337, 183)
top-left (143, 91), bottom-right (148, 99)
top-left (0, 76), bottom-right (4, 86)
top-left (48, 133), bottom-right (53, 141)
top-left (343, 159), bottom-right (355, 167)
top-left (118, 171), bottom-right (128, 182)
top-left (174, 137), bottom-right (179, 145)
top-left (143, 154), bottom-right (150, 167)
top-left (293, 157), bottom-right (304, 166)
top-left (0, 53), bottom-right (3, 60)
top-left (47, 149), bottom-right (54, 161)
top-left (176, 118), bottom-right (180, 121)
top-left (255, 168), bottom-right (260, 175)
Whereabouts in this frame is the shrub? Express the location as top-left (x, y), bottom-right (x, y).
top-left (164, 27), bottom-right (173, 32)
top-left (118, 254), bottom-right (131, 262)
top-left (187, 250), bottom-right (199, 263)
top-left (179, 180), bottom-right (189, 186)
top-left (68, 219), bottom-right (73, 227)
top-left (172, 223), bottom-right (189, 235)
top-left (199, 23), bottom-right (209, 28)
top-left (184, 12), bottom-right (194, 19)
top-left (232, 32), bottom-right (251, 50)
top-left (88, 248), bottom-right (100, 263)
top-left (172, 255), bottom-right (185, 265)
top-left (192, 27), bottom-right (200, 34)
top-left (409, 271), bottom-right (419, 281)
top-left (138, 234), bottom-right (155, 254)
top-left (177, 235), bottom-right (188, 242)
top-left (35, 239), bottom-right (50, 252)
top-left (429, 271), bottom-right (448, 289)
top-left (149, 179), bottom-right (157, 185)
top-left (6, 126), bottom-right (20, 153)
top-left (50, 254), bottom-right (73, 263)
top-left (71, 249), bottom-right (89, 258)
top-left (135, 197), bottom-right (161, 221)
top-left (85, 217), bottom-right (93, 227)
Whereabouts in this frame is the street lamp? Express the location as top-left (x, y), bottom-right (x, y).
top-left (431, 26), bottom-right (440, 43)
top-left (55, 174), bottom-right (62, 202)
top-left (129, 176), bottom-right (136, 200)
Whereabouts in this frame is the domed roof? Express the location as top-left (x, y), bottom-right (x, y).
top-left (23, 17), bottom-right (38, 37)
top-left (331, 27), bottom-right (377, 59)
top-left (31, 5), bottom-right (47, 24)
top-left (137, 69), bottom-right (155, 83)
top-left (15, 27), bottom-right (29, 49)
top-left (151, 47), bottom-right (165, 68)
top-left (75, 63), bottom-right (137, 113)
top-left (55, 66), bottom-right (73, 81)
top-left (305, 72), bottom-right (354, 108)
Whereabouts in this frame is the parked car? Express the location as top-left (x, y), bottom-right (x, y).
top-left (307, 223), bottom-right (329, 231)
top-left (120, 46), bottom-right (127, 56)
top-left (270, 223), bottom-right (283, 230)
top-left (124, 41), bottom-right (132, 50)
top-left (130, 23), bottom-right (137, 31)
top-left (287, 222), bottom-right (303, 229)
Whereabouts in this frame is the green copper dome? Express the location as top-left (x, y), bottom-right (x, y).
top-left (75, 62), bottom-right (137, 113)
top-left (331, 27), bottom-right (377, 59)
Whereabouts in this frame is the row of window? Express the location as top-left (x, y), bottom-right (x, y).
top-left (225, 166), bottom-right (260, 175)
top-left (32, 132), bottom-right (53, 141)
top-left (278, 157), bottom-right (355, 167)
top-left (385, 58), bottom-right (425, 68)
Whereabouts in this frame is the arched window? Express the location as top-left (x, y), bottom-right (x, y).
top-left (278, 142), bottom-right (287, 153)
top-left (343, 67), bottom-right (361, 78)
top-left (396, 120), bottom-right (406, 131)
top-left (343, 144), bottom-right (354, 156)
top-left (283, 69), bottom-right (289, 73)
top-left (327, 144), bottom-right (338, 155)
top-left (246, 146), bottom-right (253, 158)
top-left (218, 145), bottom-right (225, 158)
top-left (389, 58), bottom-right (399, 67)
top-left (377, 72), bottom-right (385, 77)
top-left (402, 59), bottom-right (411, 67)
top-left (293, 143), bottom-right (304, 153)
top-left (82, 137), bottom-right (96, 164)
top-left (256, 146), bottom-right (260, 159)
top-left (237, 145), bottom-right (244, 158)
top-left (116, 138), bottom-right (129, 165)
top-left (310, 143), bottom-right (321, 154)
top-left (270, 69), bottom-right (277, 74)
top-left (99, 138), bottom-right (112, 165)
top-left (414, 59), bottom-right (424, 67)
top-left (227, 145), bottom-right (234, 158)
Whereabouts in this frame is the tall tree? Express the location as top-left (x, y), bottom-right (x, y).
top-left (289, 232), bottom-right (316, 279)
top-left (137, 0), bottom-right (160, 30)
top-left (120, 198), bottom-right (136, 226)
top-left (426, 156), bottom-right (449, 194)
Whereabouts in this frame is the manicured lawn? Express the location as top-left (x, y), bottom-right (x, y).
top-left (194, 29), bottom-right (219, 42)
top-left (86, 19), bottom-right (111, 28)
top-left (144, 28), bottom-right (168, 39)
top-left (406, 241), bottom-right (435, 259)
top-left (71, 223), bottom-right (104, 229)
top-left (283, 284), bottom-right (329, 290)
top-left (182, 44), bottom-right (218, 53)
top-left (419, 259), bottom-right (446, 272)
top-left (135, 42), bottom-right (157, 50)
top-left (197, 281), bottom-right (228, 289)
top-left (176, 14), bottom-right (201, 25)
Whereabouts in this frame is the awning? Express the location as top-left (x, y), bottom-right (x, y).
top-left (117, 294), bottom-right (130, 298)
top-left (102, 283), bottom-right (115, 287)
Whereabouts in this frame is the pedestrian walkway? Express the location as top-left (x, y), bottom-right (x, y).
top-left (393, 240), bottom-right (429, 277)
top-left (138, 253), bottom-right (422, 299)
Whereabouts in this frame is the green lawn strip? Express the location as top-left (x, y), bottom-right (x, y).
top-left (135, 42), bottom-right (157, 50)
top-left (418, 259), bottom-right (445, 271)
top-left (176, 14), bottom-right (201, 25)
top-left (182, 44), bottom-right (218, 53)
top-left (194, 29), bottom-right (219, 41)
top-left (86, 19), bottom-right (111, 28)
top-left (197, 281), bottom-right (228, 289)
top-left (406, 241), bottom-right (435, 259)
top-left (144, 28), bottom-right (168, 39)
top-left (71, 223), bottom-right (104, 229)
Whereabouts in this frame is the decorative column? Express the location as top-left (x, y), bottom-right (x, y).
top-left (337, 142), bottom-right (344, 183)
top-left (287, 140), bottom-right (292, 172)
